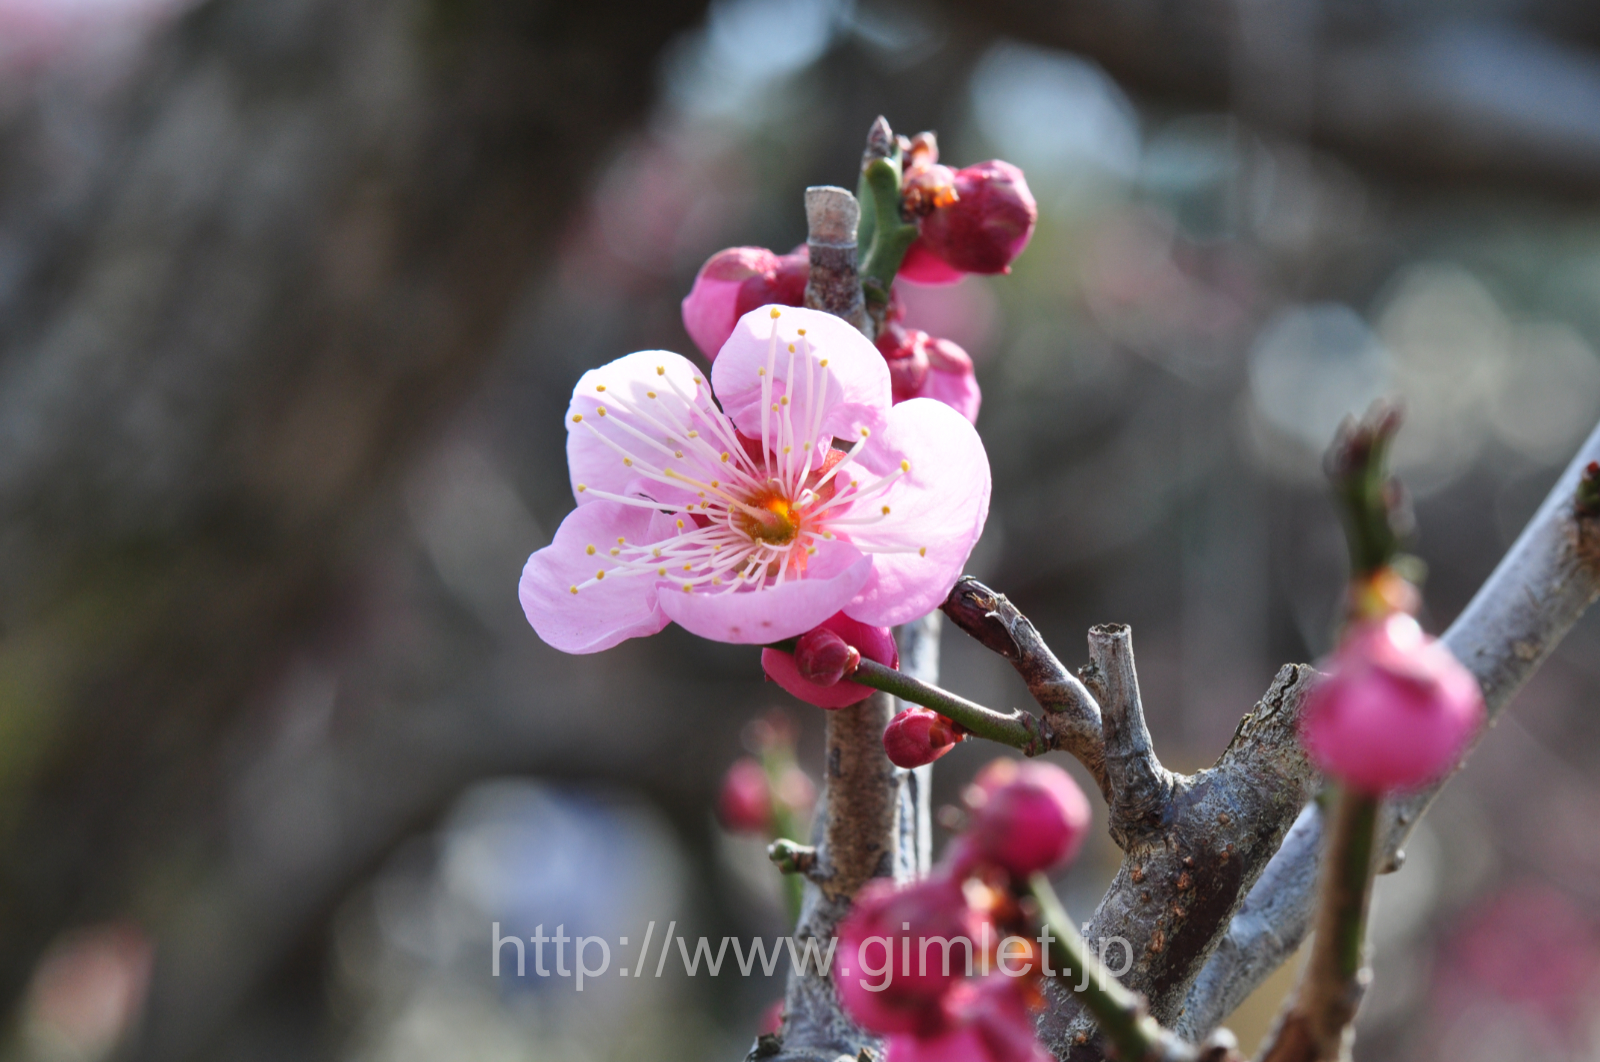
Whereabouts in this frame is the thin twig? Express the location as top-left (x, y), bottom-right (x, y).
top-left (942, 577), bottom-right (1109, 794)
top-left (849, 657), bottom-right (1051, 755)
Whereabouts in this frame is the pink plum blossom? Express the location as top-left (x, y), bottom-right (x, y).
top-left (915, 161), bottom-right (1037, 276)
top-left (883, 707), bottom-right (963, 768)
top-left (1300, 612), bottom-right (1484, 793)
top-left (877, 320), bottom-right (981, 424)
top-left (681, 246), bottom-right (808, 361)
top-left (762, 612), bottom-right (898, 709)
top-left (960, 759), bottom-right (1091, 877)
top-left (886, 977), bottom-right (1051, 1062)
top-left (717, 758), bottom-right (772, 834)
top-left (520, 305), bottom-right (991, 653)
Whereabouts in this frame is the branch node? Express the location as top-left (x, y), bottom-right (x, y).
top-left (768, 839), bottom-right (820, 878)
top-left (1087, 623), bottom-right (1173, 848)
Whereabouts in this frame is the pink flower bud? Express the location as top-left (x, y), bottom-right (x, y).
top-left (915, 161), bottom-right (1037, 276)
top-left (898, 239), bottom-right (966, 286)
top-left (759, 999), bottom-right (785, 1035)
top-left (794, 627), bottom-right (862, 686)
top-left (680, 246), bottom-right (808, 360)
top-left (836, 875), bottom-right (984, 1035)
top-left (716, 757), bottom-right (772, 834)
top-left (875, 321), bottom-right (981, 424)
top-left (884, 708), bottom-right (963, 769)
top-left (885, 976), bottom-right (1051, 1062)
top-left (1301, 612), bottom-right (1485, 793)
top-left (761, 613), bottom-right (898, 709)
top-left (964, 759), bottom-right (1090, 876)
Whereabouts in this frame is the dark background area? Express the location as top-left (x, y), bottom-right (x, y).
top-left (4, 2), bottom-right (1600, 1060)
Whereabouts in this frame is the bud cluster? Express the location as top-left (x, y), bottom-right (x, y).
top-left (835, 759), bottom-right (1090, 1061)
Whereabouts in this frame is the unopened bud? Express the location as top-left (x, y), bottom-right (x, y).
top-left (915, 160), bottom-right (1037, 275)
top-left (681, 246), bottom-right (808, 360)
top-left (883, 707), bottom-right (963, 768)
top-left (717, 757), bottom-right (773, 834)
top-left (794, 627), bottom-right (861, 686)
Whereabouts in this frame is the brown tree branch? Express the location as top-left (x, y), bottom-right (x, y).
top-left (941, 577), bottom-right (1108, 795)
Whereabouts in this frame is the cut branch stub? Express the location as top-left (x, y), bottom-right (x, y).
top-left (1083, 623), bottom-right (1175, 849)
top-left (941, 577), bottom-right (1108, 796)
top-left (802, 186), bottom-right (868, 335)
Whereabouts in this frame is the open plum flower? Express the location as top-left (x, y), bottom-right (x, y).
top-left (520, 304), bottom-right (991, 653)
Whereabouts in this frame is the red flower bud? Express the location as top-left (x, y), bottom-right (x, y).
top-left (794, 627), bottom-right (861, 686)
top-left (1301, 612), bottom-right (1485, 793)
top-left (681, 245), bottom-right (808, 360)
top-left (875, 320), bottom-right (981, 424)
top-left (884, 708), bottom-right (963, 769)
top-left (963, 759), bottom-right (1090, 876)
top-left (716, 757), bottom-right (772, 834)
top-left (914, 161), bottom-right (1036, 276)
top-left (884, 975), bottom-right (1051, 1062)
top-left (836, 875), bottom-right (984, 1034)
top-left (761, 612), bottom-right (898, 709)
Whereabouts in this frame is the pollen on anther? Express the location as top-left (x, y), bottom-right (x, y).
top-left (682, 563), bottom-right (692, 571)
top-left (710, 480), bottom-right (719, 488)
top-left (675, 450), bottom-right (684, 458)
top-left (577, 484), bottom-right (587, 492)
top-left (683, 583), bottom-right (693, 592)
top-left (901, 460), bottom-right (910, 472)
top-left (595, 570), bottom-right (605, 580)
top-left (609, 548), bottom-right (620, 556)
top-left (597, 406), bottom-right (608, 417)
top-left (712, 577), bottom-right (722, 585)
top-left (797, 328), bottom-right (807, 336)
top-left (585, 544), bottom-right (596, 556)
top-left (859, 427), bottom-right (870, 437)
top-left (780, 396), bottom-right (789, 406)
top-left (757, 368), bottom-right (766, 377)
top-left (617, 537), bottom-right (625, 545)
top-left (676, 519), bottom-right (685, 529)
top-left (807, 546), bottom-right (817, 556)
top-left (771, 404), bottom-right (779, 412)
top-left (882, 505), bottom-right (891, 515)
top-left (819, 358), bottom-right (828, 367)
top-left (918, 546), bottom-right (927, 557)
top-left (657, 567), bottom-right (666, 576)
top-left (788, 344), bottom-right (795, 353)
top-left (596, 384), bottom-right (606, 392)
top-left (720, 452), bottom-right (730, 462)
top-left (656, 366), bottom-right (665, 376)
top-left (651, 548), bottom-right (661, 558)
top-left (647, 391), bottom-right (657, 399)
top-left (782, 446), bottom-right (791, 454)
top-left (693, 376), bottom-right (703, 385)
top-left (623, 457), bottom-right (633, 467)
top-left (769, 308), bottom-right (781, 319)
top-left (688, 430), bottom-right (699, 438)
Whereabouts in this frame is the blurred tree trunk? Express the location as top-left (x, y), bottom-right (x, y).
top-left (0, 0), bottom-right (704, 1052)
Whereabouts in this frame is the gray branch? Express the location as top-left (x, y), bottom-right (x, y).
top-left (802, 186), bottom-right (868, 336)
top-left (1083, 624), bottom-right (1177, 849)
top-left (1176, 416), bottom-right (1600, 1041)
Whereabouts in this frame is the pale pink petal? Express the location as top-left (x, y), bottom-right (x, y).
top-left (843, 399), bottom-right (990, 626)
top-left (658, 539), bottom-right (872, 644)
top-left (565, 349), bottom-right (718, 507)
top-left (712, 305), bottom-right (891, 446)
top-left (915, 367), bottom-right (981, 423)
top-left (520, 502), bottom-right (674, 654)
top-left (681, 247), bottom-right (775, 360)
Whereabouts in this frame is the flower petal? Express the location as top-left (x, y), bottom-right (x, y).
top-left (658, 538), bottom-right (872, 644)
top-left (712, 305), bottom-right (890, 447)
top-left (565, 349), bottom-right (720, 507)
top-left (915, 366), bottom-right (981, 424)
top-left (520, 501), bottom-right (674, 653)
top-left (843, 398), bottom-right (991, 626)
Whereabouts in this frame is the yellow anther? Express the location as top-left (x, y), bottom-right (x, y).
top-left (782, 446), bottom-right (791, 454)
top-left (712, 577), bottom-right (722, 586)
top-left (859, 427), bottom-right (869, 437)
top-left (682, 563), bottom-right (692, 571)
top-left (720, 452), bottom-right (730, 462)
top-left (693, 377), bottom-right (703, 385)
top-left (757, 368), bottom-right (766, 377)
top-left (596, 570), bottom-right (605, 580)
top-left (797, 328), bottom-right (807, 336)
top-left (676, 519), bottom-right (685, 528)
top-left (597, 406), bottom-right (607, 417)
top-left (586, 544), bottom-right (596, 556)
top-left (652, 548), bottom-right (661, 558)
top-left (807, 546), bottom-right (817, 556)
top-left (623, 457), bottom-right (633, 467)
top-left (609, 548), bottom-right (620, 556)
top-left (577, 483), bottom-right (587, 492)
top-left (710, 480), bottom-right (719, 488)
top-left (919, 546), bottom-right (927, 557)
top-left (882, 505), bottom-right (891, 515)
top-left (656, 365), bottom-right (665, 375)
top-left (572, 413), bottom-right (583, 423)
top-left (771, 404), bottom-right (779, 412)
top-left (788, 344), bottom-right (795, 353)
top-left (675, 450), bottom-right (684, 458)
top-left (683, 583), bottom-right (693, 593)
top-left (819, 358), bottom-right (828, 367)
top-left (770, 308), bottom-right (781, 318)
top-left (647, 391), bottom-right (657, 399)
top-left (780, 396), bottom-right (789, 406)
top-left (658, 567), bottom-right (666, 576)
top-left (570, 585), bottom-right (579, 595)
top-left (901, 460), bottom-right (910, 472)
top-left (617, 537), bottom-right (625, 544)
top-left (688, 430), bottom-right (699, 438)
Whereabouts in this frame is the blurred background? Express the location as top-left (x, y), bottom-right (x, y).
top-left (4, 1), bottom-right (1600, 1060)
